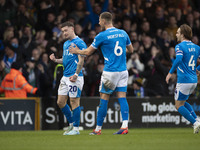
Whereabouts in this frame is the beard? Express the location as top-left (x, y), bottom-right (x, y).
top-left (101, 25), bottom-right (105, 31)
top-left (176, 37), bottom-right (181, 42)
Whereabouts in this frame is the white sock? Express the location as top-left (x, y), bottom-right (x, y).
top-left (121, 120), bottom-right (128, 128)
top-left (95, 126), bottom-right (102, 131)
top-left (73, 127), bottom-right (79, 131)
top-left (69, 123), bottom-right (73, 127)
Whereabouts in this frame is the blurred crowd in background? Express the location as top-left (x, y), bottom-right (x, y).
top-left (0, 0), bottom-right (200, 98)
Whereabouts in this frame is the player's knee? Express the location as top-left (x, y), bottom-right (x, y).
top-left (57, 100), bottom-right (65, 108)
top-left (175, 103), bottom-right (183, 110)
top-left (175, 104), bottom-right (179, 110)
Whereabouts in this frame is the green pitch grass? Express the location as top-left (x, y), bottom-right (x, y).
top-left (0, 128), bottom-right (200, 150)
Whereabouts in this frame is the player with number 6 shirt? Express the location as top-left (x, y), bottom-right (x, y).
top-left (69, 12), bottom-right (134, 135)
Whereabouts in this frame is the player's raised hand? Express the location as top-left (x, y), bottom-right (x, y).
top-left (49, 53), bottom-right (56, 62)
top-left (69, 44), bottom-right (79, 54)
top-left (69, 75), bottom-right (77, 82)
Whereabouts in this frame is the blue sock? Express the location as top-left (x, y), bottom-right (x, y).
top-left (97, 99), bottom-right (108, 126)
top-left (184, 102), bottom-right (197, 119)
top-left (178, 106), bottom-right (196, 124)
top-left (118, 98), bottom-right (129, 120)
top-left (73, 106), bottom-right (81, 127)
top-left (61, 104), bottom-right (73, 124)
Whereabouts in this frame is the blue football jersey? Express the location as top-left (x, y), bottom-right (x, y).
top-left (175, 41), bottom-right (200, 83)
top-left (62, 36), bottom-right (87, 77)
top-left (91, 27), bottom-right (131, 72)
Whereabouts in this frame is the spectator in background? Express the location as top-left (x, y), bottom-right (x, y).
top-left (175, 8), bottom-right (184, 26)
top-left (84, 0), bottom-right (109, 30)
top-left (23, 56), bottom-right (49, 97)
top-left (0, 58), bottom-right (9, 83)
top-left (178, 0), bottom-right (193, 15)
top-left (85, 30), bottom-right (96, 45)
top-left (0, 61), bottom-right (39, 98)
top-left (74, 24), bottom-right (85, 39)
top-left (139, 21), bottom-right (153, 38)
top-left (26, 0), bottom-right (37, 23)
top-left (192, 36), bottom-right (199, 45)
top-left (19, 25), bottom-right (36, 59)
top-left (44, 12), bottom-right (57, 39)
top-left (3, 42), bottom-right (20, 71)
top-left (156, 30), bottom-right (175, 57)
top-left (151, 6), bottom-right (166, 32)
top-left (165, 16), bottom-right (178, 40)
top-left (31, 48), bottom-right (41, 63)
top-left (36, 0), bottom-right (56, 31)
top-left (56, 9), bottom-right (68, 24)
top-left (10, 37), bottom-right (20, 55)
top-left (122, 17), bottom-right (132, 34)
top-left (127, 78), bottom-right (145, 98)
top-left (168, 47), bottom-right (176, 64)
top-left (15, 3), bottom-right (35, 30)
top-left (0, 0), bottom-right (16, 38)
top-left (23, 57), bottom-right (38, 88)
top-left (131, 46), bottom-right (169, 97)
top-left (138, 35), bottom-right (154, 66)
top-left (35, 30), bottom-right (48, 48)
top-left (3, 28), bottom-right (14, 43)
top-left (127, 52), bottom-right (144, 85)
top-left (40, 52), bottom-right (54, 97)
top-left (68, 0), bottom-right (86, 25)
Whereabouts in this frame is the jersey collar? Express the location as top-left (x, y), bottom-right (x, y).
top-left (70, 36), bottom-right (78, 41)
top-left (182, 40), bottom-right (191, 42)
top-left (106, 27), bottom-right (115, 30)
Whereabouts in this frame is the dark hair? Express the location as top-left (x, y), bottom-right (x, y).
top-left (179, 24), bottom-right (192, 40)
top-left (5, 42), bottom-right (16, 52)
top-left (61, 21), bottom-right (74, 28)
top-left (11, 62), bottom-right (23, 70)
top-left (100, 12), bottom-right (112, 22)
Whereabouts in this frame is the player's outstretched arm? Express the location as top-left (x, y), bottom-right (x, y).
top-left (49, 53), bottom-right (63, 64)
top-left (69, 45), bottom-right (96, 56)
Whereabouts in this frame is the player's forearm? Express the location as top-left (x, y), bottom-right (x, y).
top-left (55, 58), bottom-right (63, 64)
top-left (75, 63), bottom-right (83, 75)
top-left (76, 49), bottom-right (91, 55)
top-left (169, 55), bottom-right (182, 74)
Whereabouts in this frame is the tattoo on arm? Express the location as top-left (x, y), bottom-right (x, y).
top-left (75, 63), bottom-right (83, 74)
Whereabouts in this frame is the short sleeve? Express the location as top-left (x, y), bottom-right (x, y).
top-left (77, 41), bottom-right (87, 50)
top-left (91, 34), bottom-right (103, 49)
top-left (125, 32), bottom-right (131, 46)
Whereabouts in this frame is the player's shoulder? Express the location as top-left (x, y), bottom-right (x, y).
top-left (94, 32), bottom-right (105, 40)
top-left (74, 37), bottom-right (87, 48)
top-left (194, 43), bottom-right (200, 49)
top-left (63, 40), bottom-right (69, 47)
top-left (175, 42), bottom-right (184, 49)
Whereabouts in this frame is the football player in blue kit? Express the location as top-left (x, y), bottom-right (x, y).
top-left (166, 24), bottom-right (200, 134)
top-left (49, 21), bottom-right (87, 135)
top-left (69, 12), bottom-right (134, 135)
